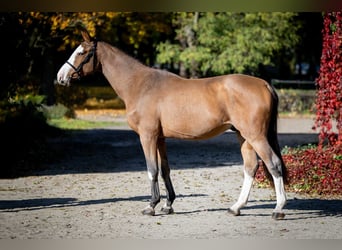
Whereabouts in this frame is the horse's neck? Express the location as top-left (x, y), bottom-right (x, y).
top-left (97, 42), bottom-right (150, 106)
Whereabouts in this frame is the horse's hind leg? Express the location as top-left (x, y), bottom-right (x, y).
top-left (249, 138), bottom-right (287, 220)
top-left (228, 132), bottom-right (258, 216)
top-left (157, 138), bottom-right (176, 214)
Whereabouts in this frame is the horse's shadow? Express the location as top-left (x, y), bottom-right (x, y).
top-left (2, 195), bottom-right (341, 220)
top-left (172, 198), bottom-right (342, 219)
top-left (0, 197), bottom-right (145, 212)
top-left (0, 193), bottom-right (207, 213)
top-left (242, 198), bottom-right (342, 219)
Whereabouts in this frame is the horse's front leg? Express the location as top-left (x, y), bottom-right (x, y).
top-left (157, 138), bottom-right (176, 214)
top-left (140, 134), bottom-right (160, 216)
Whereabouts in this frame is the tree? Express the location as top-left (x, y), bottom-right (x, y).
top-left (0, 13), bottom-right (26, 99)
top-left (156, 12), bottom-right (203, 77)
top-left (1, 12), bottom-right (175, 105)
top-left (100, 12), bottom-right (173, 66)
top-left (314, 12), bottom-right (342, 146)
top-left (157, 12), bottom-right (300, 78)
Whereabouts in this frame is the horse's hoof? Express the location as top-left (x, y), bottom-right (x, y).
top-left (141, 206), bottom-right (155, 216)
top-left (227, 208), bottom-right (240, 216)
top-left (272, 212), bottom-right (285, 220)
top-left (161, 206), bottom-right (174, 215)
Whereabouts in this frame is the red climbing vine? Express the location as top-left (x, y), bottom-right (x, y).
top-left (256, 13), bottom-right (342, 196)
top-left (314, 12), bottom-right (342, 146)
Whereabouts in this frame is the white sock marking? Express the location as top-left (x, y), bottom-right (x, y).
top-left (230, 170), bottom-right (254, 212)
top-left (273, 175), bottom-right (287, 212)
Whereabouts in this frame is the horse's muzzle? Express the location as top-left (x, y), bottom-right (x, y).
top-left (56, 76), bottom-right (71, 86)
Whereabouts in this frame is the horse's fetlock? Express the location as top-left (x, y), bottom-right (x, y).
top-left (227, 208), bottom-right (241, 216)
top-left (142, 206), bottom-right (155, 216)
top-left (161, 205), bottom-right (174, 215)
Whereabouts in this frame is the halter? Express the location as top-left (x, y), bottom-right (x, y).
top-left (66, 39), bottom-right (98, 80)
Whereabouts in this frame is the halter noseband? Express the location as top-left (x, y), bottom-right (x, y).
top-left (66, 39), bottom-right (98, 80)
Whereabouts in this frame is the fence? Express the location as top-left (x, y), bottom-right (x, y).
top-left (271, 79), bottom-right (316, 90)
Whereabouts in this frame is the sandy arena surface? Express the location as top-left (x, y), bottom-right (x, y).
top-left (1, 112), bottom-right (341, 239)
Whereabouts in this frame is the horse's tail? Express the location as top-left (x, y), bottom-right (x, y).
top-left (263, 83), bottom-right (288, 185)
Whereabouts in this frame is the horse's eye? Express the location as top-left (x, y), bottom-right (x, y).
top-left (78, 52), bottom-right (86, 56)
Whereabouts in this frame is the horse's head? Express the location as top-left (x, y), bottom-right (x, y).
top-left (57, 28), bottom-right (99, 86)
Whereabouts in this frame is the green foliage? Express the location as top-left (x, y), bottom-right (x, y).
top-left (55, 84), bottom-right (88, 109)
top-left (0, 95), bottom-right (45, 125)
top-left (55, 85), bottom-right (125, 110)
top-left (105, 13), bottom-right (173, 66)
top-left (156, 41), bottom-right (182, 65)
top-left (0, 95), bottom-right (62, 178)
top-left (79, 86), bottom-right (125, 109)
top-left (157, 12), bottom-right (300, 77)
top-left (0, 84), bottom-right (46, 124)
top-left (83, 98), bottom-right (125, 110)
top-left (277, 89), bottom-right (316, 114)
top-left (39, 103), bottom-right (74, 119)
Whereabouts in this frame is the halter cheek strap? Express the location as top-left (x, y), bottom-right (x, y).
top-left (66, 61), bottom-right (82, 80)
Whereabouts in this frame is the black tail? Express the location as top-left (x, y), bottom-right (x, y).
top-left (264, 84), bottom-right (288, 185)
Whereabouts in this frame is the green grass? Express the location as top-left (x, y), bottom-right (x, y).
top-left (48, 118), bottom-right (126, 130)
top-left (279, 110), bottom-right (315, 118)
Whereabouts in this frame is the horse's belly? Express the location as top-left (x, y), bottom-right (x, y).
top-left (159, 89), bottom-right (231, 139)
top-left (161, 117), bottom-right (231, 140)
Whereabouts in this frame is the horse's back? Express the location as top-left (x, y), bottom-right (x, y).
top-left (159, 73), bottom-right (273, 138)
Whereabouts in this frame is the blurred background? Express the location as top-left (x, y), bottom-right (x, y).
top-left (0, 12), bottom-right (328, 177)
top-left (0, 12), bottom-right (322, 109)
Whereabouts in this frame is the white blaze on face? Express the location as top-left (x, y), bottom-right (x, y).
top-left (57, 44), bottom-right (85, 84)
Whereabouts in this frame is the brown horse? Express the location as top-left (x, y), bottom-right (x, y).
top-left (57, 28), bottom-right (287, 219)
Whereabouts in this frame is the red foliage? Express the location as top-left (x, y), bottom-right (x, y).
top-left (314, 12), bottom-right (342, 146)
top-left (284, 146), bottom-right (342, 195)
top-left (255, 145), bottom-right (342, 195)
top-left (256, 12), bottom-right (342, 196)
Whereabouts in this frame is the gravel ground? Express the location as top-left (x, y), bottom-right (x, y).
top-left (1, 112), bottom-right (341, 239)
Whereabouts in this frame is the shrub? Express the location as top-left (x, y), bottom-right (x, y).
top-left (255, 12), bottom-right (342, 197)
top-left (39, 103), bottom-right (75, 119)
top-left (255, 144), bottom-right (342, 196)
top-left (0, 95), bottom-right (62, 178)
top-left (55, 84), bottom-right (88, 109)
top-left (277, 89), bottom-right (316, 114)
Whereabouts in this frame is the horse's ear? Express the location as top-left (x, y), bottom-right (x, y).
top-left (81, 29), bottom-right (92, 43)
top-left (75, 23), bottom-right (92, 42)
